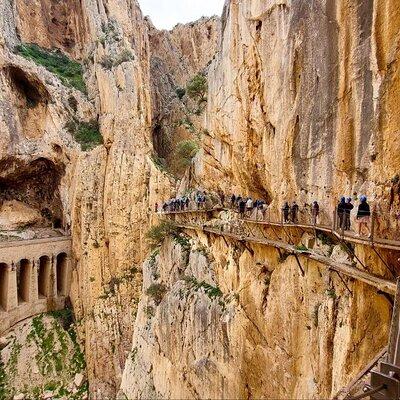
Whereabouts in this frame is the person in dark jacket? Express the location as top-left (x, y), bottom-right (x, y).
top-left (357, 195), bottom-right (371, 236)
top-left (239, 199), bottom-right (246, 219)
top-left (291, 201), bottom-right (299, 223)
top-left (344, 197), bottom-right (354, 230)
top-left (230, 194), bottom-right (236, 209)
top-left (337, 197), bottom-right (346, 230)
top-left (282, 202), bottom-right (290, 223)
top-left (311, 201), bottom-right (320, 225)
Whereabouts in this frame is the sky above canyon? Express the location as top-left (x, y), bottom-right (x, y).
top-left (138, 0), bottom-right (225, 30)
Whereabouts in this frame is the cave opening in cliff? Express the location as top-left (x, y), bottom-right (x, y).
top-left (5, 65), bottom-right (50, 139)
top-left (0, 157), bottom-right (65, 231)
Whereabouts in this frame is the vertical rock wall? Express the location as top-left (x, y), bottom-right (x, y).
top-left (197, 0), bottom-right (400, 216)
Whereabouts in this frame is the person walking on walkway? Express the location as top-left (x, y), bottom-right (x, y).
top-left (291, 201), bottom-right (299, 223)
top-left (246, 197), bottom-right (253, 218)
top-left (239, 198), bottom-right (246, 219)
top-left (337, 197), bottom-right (346, 230)
top-left (230, 194), bottom-right (236, 209)
top-left (344, 197), bottom-right (354, 231)
top-left (311, 201), bottom-right (320, 225)
top-left (282, 202), bottom-right (290, 223)
top-left (357, 196), bottom-right (371, 237)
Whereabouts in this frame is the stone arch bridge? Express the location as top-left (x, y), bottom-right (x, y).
top-left (0, 236), bottom-right (72, 334)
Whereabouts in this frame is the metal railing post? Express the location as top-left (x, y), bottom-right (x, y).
top-left (370, 211), bottom-right (375, 243)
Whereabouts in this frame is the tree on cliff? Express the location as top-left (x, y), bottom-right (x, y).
top-left (186, 73), bottom-right (207, 104)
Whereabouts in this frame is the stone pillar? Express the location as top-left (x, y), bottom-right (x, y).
top-left (64, 255), bottom-right (72, 297)
top-left (8, 263), bottom-right (18, 311)
top-left (50, 255), bottom-right (57, 299)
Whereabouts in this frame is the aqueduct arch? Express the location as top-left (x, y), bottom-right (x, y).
top-left (0, 263), bottom-right (8, 311)
top-left (38, 256), bottom-right (51, 298)
top-left (56, 252), bottom-right (68, 296)
top-left (17, 259), bottom-right (31, 304)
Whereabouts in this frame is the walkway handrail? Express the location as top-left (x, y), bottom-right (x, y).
top-left (159, 208), bottom-right (400, 252)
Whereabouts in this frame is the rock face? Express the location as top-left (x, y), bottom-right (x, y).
top-left (2, 0), bottom-right (400, 398)
top-left (0, 314), bottom-right (87, 399)
top-left (196, 0), bottom-right (400, 218)
top-left (148, 17), bottom-right (220, 171)
top-left (0, 0), bottom-right (156, 397)
top-left (121, 227), bottom-right (391, 399)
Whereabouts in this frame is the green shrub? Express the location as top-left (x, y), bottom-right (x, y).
top-left (146, 283), bottom-right (167, 305)
top-left (16, 43), bottom-right (86, 93)
top-left (146, 220), bottom-right (180, 249)
top-left (100, 49), bottom-right (134, 70)
top-left (183, 276), bottom-right (223, 300)
top-left (326, 288), bottom-right (337, 299)
top-left (66, 120), bottom-right (103, 151)
top-left (175, 87), bottom-right (186, 100)
top-left (175, 140), bottom-right (199, 168)
top-left (186, 73), bottom-right (207, 103)
top-left (176, 117), bottom-right (196, 133)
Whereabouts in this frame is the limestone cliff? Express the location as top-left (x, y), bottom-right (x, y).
top-left (121, 221), bottom-right (391, 399)
top-left (195, 0), bottom-right (400, 218)
top-left (121, 0), bottom-right (400, 399)
top-left (0, 0), bottom-right (220, 396)
top-left (148, 17), bottom-right (221, 173)
top-left (2, 0), bottom-right (400, 398)
top-left (0, 0), bottom-right (155, 397)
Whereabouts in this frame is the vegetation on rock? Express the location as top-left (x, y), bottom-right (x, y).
top-left (16, 43), bottom-right (86, 93)
top-left (146, 220), bottom-right (180, 249)
top-left (65, 120), bottom-right (103, 151)
top-left (186, 73), bottom-right (207, 104)
top-left (146, 283), bottom-right (167, 305)
top-left (175, 140), bottom-right (200, 169)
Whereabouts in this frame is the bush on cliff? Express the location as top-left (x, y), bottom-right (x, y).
top-left (146, 283), bottom-right (167, 305)
top-left (16, 43), bottom-right (86, 93)
top-left (175, 139), bottom-right (199, 169)
top-left (65, 120), bottom-right (103, 151)
top-left (146, 220), bottom-right (180, 249)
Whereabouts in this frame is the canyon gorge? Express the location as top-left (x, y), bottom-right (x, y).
top-left (0, 0), bottom-right (400, 399)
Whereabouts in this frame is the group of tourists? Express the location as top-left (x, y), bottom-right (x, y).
top-left (157, 191), bottom-right (209, 213)
top-left (281, 201), bottom-right (320, 225)
top-left (229, 195), bottom-right (269, 219)
top-left (155, 188), bottom-right (375, 237)
top-left (157, 196), bottom-right (190, 213)
top-left (337, 196), bottom-right (371, 236)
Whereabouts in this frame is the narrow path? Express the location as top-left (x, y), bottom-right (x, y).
top-left (162, 208), bottom-right (400, 251)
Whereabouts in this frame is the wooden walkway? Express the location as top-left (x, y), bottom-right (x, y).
top-left (160, 208), bottom-right (400, 252)
top-left (174, 222), bottom-right (397, 295)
